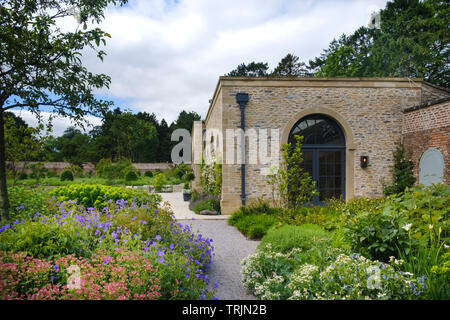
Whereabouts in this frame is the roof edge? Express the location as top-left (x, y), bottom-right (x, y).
top-left (403, 96), bottom-right (450, 113)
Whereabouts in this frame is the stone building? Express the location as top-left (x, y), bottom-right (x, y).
top-left (191, 77), bottom-right (450, 214)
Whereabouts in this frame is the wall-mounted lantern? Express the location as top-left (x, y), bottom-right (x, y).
top-left (360, 156), bottom-right (369, 168)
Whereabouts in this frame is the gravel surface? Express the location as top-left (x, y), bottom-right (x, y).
top-left (180, 219), bottom-right (260, 300)
top-left (158, 192), bottom-right (227, 220)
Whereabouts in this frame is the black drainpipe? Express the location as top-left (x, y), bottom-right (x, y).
top-left (236, 92), bottom-right (249, 206)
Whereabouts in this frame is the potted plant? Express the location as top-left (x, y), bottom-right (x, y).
top-left (182, 181), bottom-right (191, 201)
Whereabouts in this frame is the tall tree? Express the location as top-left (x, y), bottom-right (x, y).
top-left (311, 0), bottom-right (449, 87)
top-left (225, 62), bottom-right (269, 77)
top-left (156, 119), bottom-right (171, 162)
top-left (271, 53), bottom-right (312, 77)
top-left (54, 127), bottom-right (93, 165)
top-left (0, 0), bottom-right (128, 221)
top-left (171, 110), bottom-right (201, 133)
top-left (4, 112), bottom-right (45, 185)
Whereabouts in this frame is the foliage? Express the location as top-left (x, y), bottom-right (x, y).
top-left (310, 0), bottom-right (449, 87)
top-left (242, 244), bottom-right (427, 300)
top-left (273, 135), bottom-right (318, 210)
top-left (60, 170), bottom-right (74, 182)
top-left (228, 201), bottom-right (279, 239)
top-left (0, 196), bottom-right (217, 300)
top-left (6, 186), bottom-right (49, 222)
top-left (342, 184), bottom-right (449, 262)
top-left (144, 171), bottom-right (153, 178)
top-left (190, 199), bottom-right (220, 215)
top-left (271, 53), bottom-right (312, 77)
top-left (153, 173), bottom-right (168, 192)
top-left (0, 191), bottom-right (216, 300)
top-left (4, 112), bottom-right (46, 186)
top-left (0, 213), bottom-right (96, 260)
top-left (28, 162), bottom-right (48, 183)
top-left (96, 158), bottom-right (135, 180)
top-left (199, 157), bottom-right (222, 197)
top-left (124, 170), bottom-right (138, 182)
top-left (260, 224), bottom-right (331, 254)
top-left (170, 111), bottom-right (201, 134)
top-left (49, 184), bottom-right (161, 209)
top-left (225, 62), bottom-right (269, 77)
top-left (0, 0), bottom-right (130, 221)
top-left (383, 140), bottom-right (415, 196)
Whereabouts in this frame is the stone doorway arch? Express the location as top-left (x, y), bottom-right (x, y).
top-left (281, 107), bottom-right (356, 200)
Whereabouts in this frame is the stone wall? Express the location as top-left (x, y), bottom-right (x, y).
top-left (196, 77), bottom-right (450, 214)
top-left (8, 162), bottom-right (174, 175)
top-left (402, 99), bottom-right (450, 185)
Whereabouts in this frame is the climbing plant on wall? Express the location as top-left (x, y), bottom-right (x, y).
top-left (199, 156), bottom-right (222, 197)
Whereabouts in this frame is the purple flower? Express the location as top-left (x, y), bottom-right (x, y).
top-left (54, 265), bottom-right (59, 273)
top-left (18, 205), bottom-right (24, 210)
top-left (156, 249), bottom-right (164, 257)
top-left (155, 235), bottom-right (161, 241)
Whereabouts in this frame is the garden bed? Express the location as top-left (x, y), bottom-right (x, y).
top-left (0, 184), bottom-right (217, 300)
top-left (234, 185), bottom-right (450, 300)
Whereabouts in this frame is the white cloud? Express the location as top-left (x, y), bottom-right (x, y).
top-left (10, 110), bottom-right (102, 137)
top-left (18, 0), bottom-right (390, 130)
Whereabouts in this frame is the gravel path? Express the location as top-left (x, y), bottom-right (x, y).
top-left (158, 192), bottom-right (227, 220)
top-left (180, 219), bottom-right (260, 300)
top-left (159, 192), bottom-right (260, 299)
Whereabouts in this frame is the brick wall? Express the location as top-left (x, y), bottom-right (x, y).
top-left (402, 99), bottom-right (450, 185)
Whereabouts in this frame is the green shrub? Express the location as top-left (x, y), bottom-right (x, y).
top-left (18, 172), bottom-right (28, 180)
top-left (5, 186), bottom-right (48, 222)
top-left (60, 170), bottom-right (74, 181)
top-left (228, 211), bottom-right (277, 239)
top-left (153, 173), bottom-right (168, 192)
top-left (144, 170), bottom-right (153, 178)
top-left (96, 157), bottom-right (135, 180)
top-left (46, 170), bottom-right (58, 178)
top-left (183, 171), bottom-right (195, 183)
top-left (260, 224), bottom-right (331, 253)
top-left (383, 139), bottom-right (415, 196)
top-left (66, 164), bottom-right (83, 178)
top-left (341, 184), bottom-right (449, 262)
top-left (228, 200), bottom-right (280, 238)
top-left (50, 184), bottom-right (161, 209)
top-left (191, 200), bottom-right (215, 214)
top-left (124, 170), bottom-right (138, 182)
top-left (0, 215), bottom-right (94, 259)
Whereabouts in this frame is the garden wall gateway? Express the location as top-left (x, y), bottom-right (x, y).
top-left (192, 77), bottom-right (450, 214)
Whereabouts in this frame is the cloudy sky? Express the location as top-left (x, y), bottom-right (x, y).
top-left (12, 0), bottom-right (389, 136)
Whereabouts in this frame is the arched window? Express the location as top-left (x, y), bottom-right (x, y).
top-left (288, 114), bottom-right (346, 202)
top-left (288, 114), bottom-right (345, 146)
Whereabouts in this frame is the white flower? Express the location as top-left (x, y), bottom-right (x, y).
top-left (428, 224), bottom-right (433, 230)
top-left (402, 223), bottom-right (412, 231)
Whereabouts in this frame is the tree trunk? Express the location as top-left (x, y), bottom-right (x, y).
top-left (0, 109), bottom-right (10, 221)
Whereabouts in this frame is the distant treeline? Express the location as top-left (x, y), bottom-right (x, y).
top-left (5, 108), bottom-right (201, 165)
